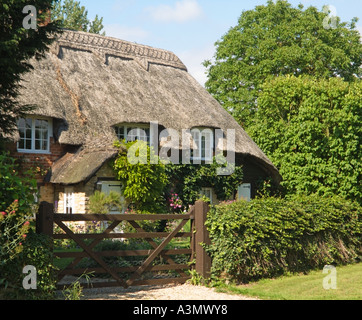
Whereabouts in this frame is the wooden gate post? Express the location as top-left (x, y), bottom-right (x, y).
top-left (36, 202), bottom-right (54, 237)
top-left (194, 200), bottom-right (211, 278)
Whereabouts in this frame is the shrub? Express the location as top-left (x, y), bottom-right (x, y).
top-left (20, 230), bottom-right (58, 300)
top-left (0, 200), bottom-right (30, 265)
top-left (205, 195), bottom-right (361, 283)
top-left (88, 190), bottom-right (124, 214)
top-left (0, 152), bottom-right (37, 213)
top-left (0, 152), bottom-right (56, 299)
top-left (1, 226), bottom-right (57, 300)
top-left (113, 140), bottom-right (168, 212)
top-left (0, 200), bottom-right (31, 292)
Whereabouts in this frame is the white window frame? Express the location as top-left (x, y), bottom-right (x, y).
top-left (191, 128), bottom-right (214, 162)
top-left (17, 116), bottom-right (52, 154)
top-left (115, 124), bottom-right (152, 145)
top-left (200, 187), bottom-right (213, 204)
top-left (64, 187), bottom-right (74, 214)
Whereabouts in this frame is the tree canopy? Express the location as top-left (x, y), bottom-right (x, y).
top-left (204, 0), bottom-right (362, 127)
top-left (0, 0), bottom-right (61, 140)
top-left (52, 0), bottom-right (105, 35)
top-left (249, 75), bottom-right (362, 204)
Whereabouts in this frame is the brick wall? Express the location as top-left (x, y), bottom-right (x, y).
top-left (6, 138), bottom-right (74, 183)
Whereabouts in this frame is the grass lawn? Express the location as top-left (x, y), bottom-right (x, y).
top-left (215, 263), bottom-right (362, 300)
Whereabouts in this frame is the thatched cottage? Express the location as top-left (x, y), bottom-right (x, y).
top-left (7, 30), bottom-right (281, 213)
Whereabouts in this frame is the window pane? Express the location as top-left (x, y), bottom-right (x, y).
top-left (18, 118), bottom-right (25, 128)
top-left (17, 118), bottom-right (50, 152)
top-left (120, 125), bottom-right (151, 144)
top-left (115, 127), bottom-right (124, 140)
top-left (191, 130), bottom-right (200, 159)
top-left (26, 139), bottom-right (32, 150)
top-left (192, 130), bottom-right (200, 142)
top-left (35, 119), bottom-right (48, 130)
top-left (138, 128), bottom-right (147, 142)
top-left (25, 119), bottom-right (32, 129)
top-left (204, 132), bottom-right (212, 160)
top-left (19, 128), bottom-right (25, 139)
top-left (42, 140), bottom-right (48, 150)
top-left (18, 139), bottom-right (25, 149)
top-left (26, 129), bottom-right (32, 139)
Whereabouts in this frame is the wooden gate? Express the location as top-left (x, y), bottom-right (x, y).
top-left (36, 201), bottom-right (211, 289)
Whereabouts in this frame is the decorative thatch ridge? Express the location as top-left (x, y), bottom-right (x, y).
top-left (52, 29), bottom-right (187, 71)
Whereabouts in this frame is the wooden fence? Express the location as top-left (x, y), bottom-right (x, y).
top-left (36, 201), bottom-right (211, 289)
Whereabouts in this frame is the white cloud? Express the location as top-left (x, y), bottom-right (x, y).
top-left (178, 44), bottom-right (215, 86)
top-left (146, 0), bottom-right (203, 23)
top-left (104, 24), bottom-right (149, 43)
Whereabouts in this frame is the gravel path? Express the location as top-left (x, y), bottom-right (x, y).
top-left (80, 283), bottom-right (258, 300)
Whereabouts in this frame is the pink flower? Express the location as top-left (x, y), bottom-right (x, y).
top-left (14, 199), bottom-right (18, 203)
top-left (1, 212), bottom-right (6, 216)
top-left (22, 234), bottom-right (27, 239)
top-left (24, 221), bottom-right (30, 226)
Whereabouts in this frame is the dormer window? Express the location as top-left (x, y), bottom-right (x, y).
top-left (115, 124), bottom-right (151, 145)
top-left (191, 128), bottom-right (214, 162)
top-left (17, 117), bottom-right (52, 153)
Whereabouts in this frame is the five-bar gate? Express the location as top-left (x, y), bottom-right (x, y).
top-left (36, 201), bottom-right (211, 289)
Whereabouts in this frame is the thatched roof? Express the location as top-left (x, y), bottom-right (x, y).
top-left (45, 139), bottom-right (118, 185)
top-left (17, 29), bottom-right (281, 183)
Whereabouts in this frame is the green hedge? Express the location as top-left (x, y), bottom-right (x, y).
top-left (205, 195), bottom-right (362, 283)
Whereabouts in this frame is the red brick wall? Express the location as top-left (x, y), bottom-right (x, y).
top-left (6, 138), bottom-right (72, 183)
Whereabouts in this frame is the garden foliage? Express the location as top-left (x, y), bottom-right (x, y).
top-left (205, 195), bottom-right (362, 283)
top-left (0, 152), bottom-right (37, 212)
top-left (113, 140), bottom-right (168, 212)
top-left (165, 159), bottom-right (243, 208)
top-left (0, 152), bottom-right (56, 299)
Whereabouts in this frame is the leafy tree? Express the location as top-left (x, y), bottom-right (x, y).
top-left (52, 0), bottom-right (105, 35)
top-left (0, 0), bottom-right (61, 140)
top-left (248, 75), bottom-right (362, 203)
top-left (204, 0), bottom-right (362, 127)
top-left (113, 140), bottom-right (168, 212)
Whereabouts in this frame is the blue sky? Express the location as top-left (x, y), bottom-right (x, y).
top-left (77, 0), bottom-right (362, 85)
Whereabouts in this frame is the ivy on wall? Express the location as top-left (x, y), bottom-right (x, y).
top-left (165, 159), bottom-right (243, 208)
top-left (113, 141), bottom-right (244, 211)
